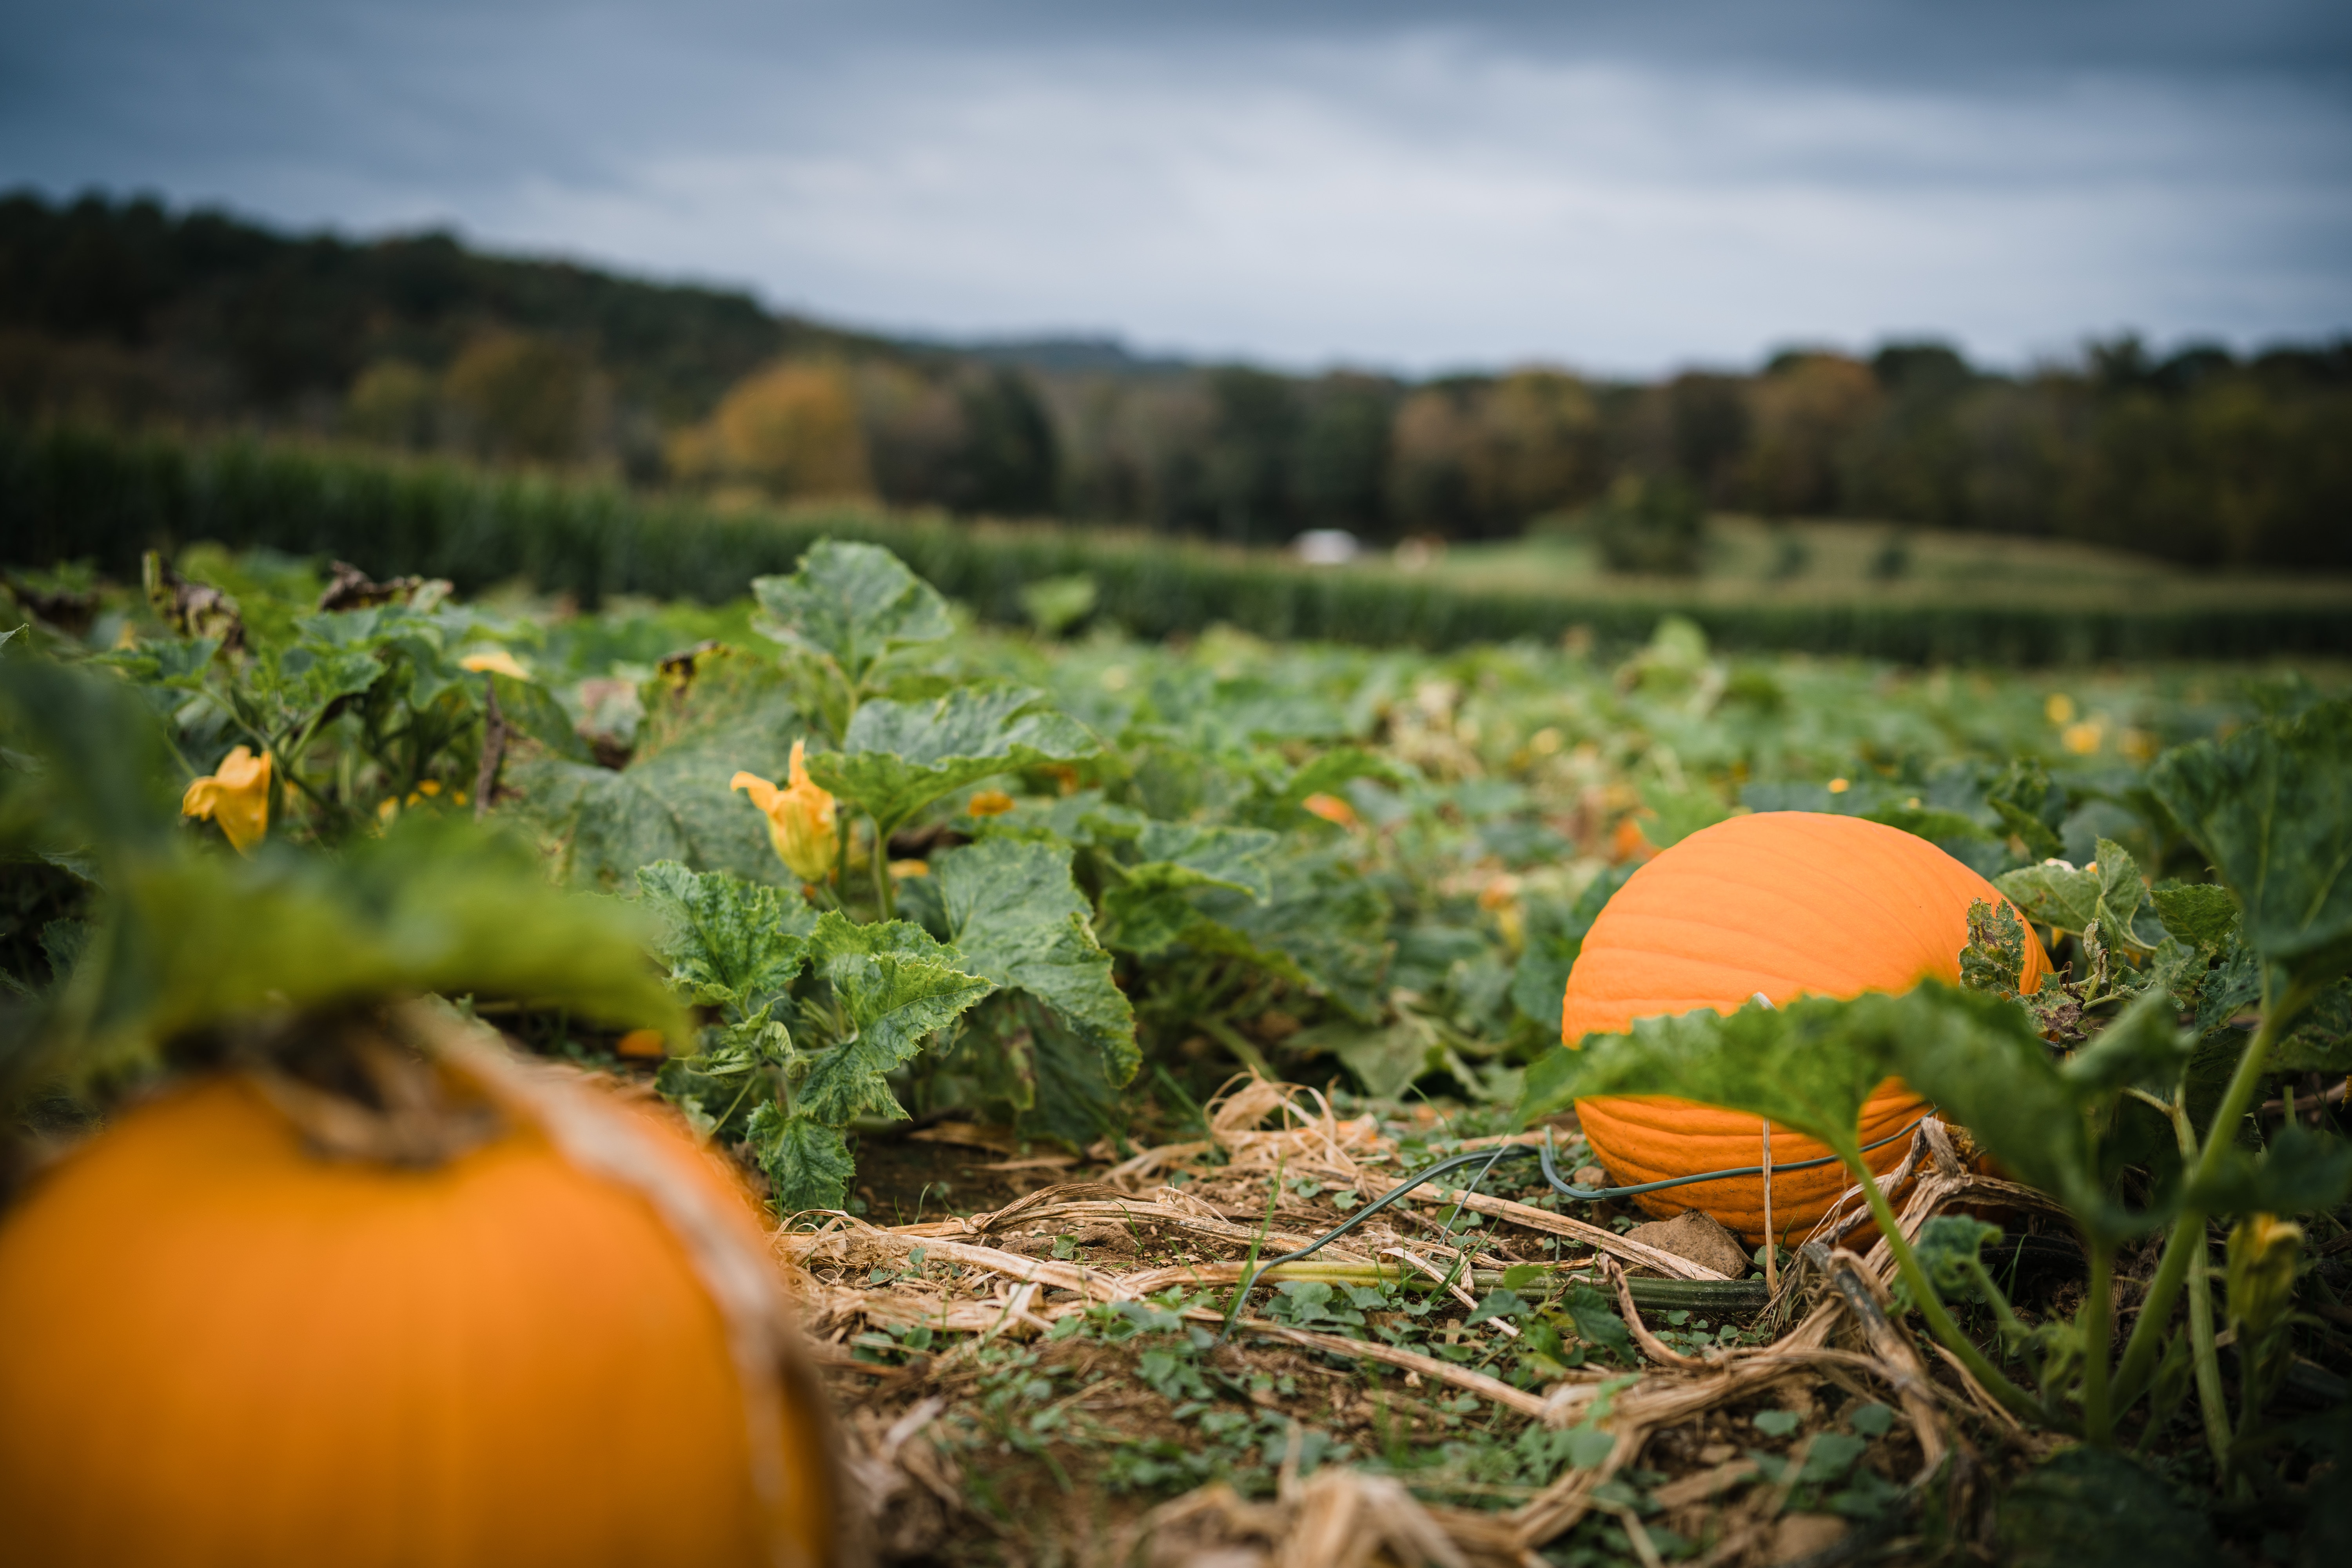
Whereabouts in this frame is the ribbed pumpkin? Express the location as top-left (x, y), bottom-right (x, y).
top-left (1563, 810), bottom-right (2049, 1244)
top-left (0, 1029), bottom-right (842, 1568)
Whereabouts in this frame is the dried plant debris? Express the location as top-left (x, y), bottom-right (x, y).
top-left (795, 1078), bottom-right (2079, 1566)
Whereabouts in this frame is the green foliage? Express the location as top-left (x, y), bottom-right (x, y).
top-left (1995, 837), bottom-right (2156, 952)
top-left (0, 657), bottom-right (681, 1105)
top-left (1511, 866), bottom-right (1633, 1037)
top-left (809, 685), bottom-right (1098, 837)
top-left (796, 912), bottom-right (994, 1123)
top-left (2150, 881), bottom-right (2239, 949)
top-left (921, 835), bottom-right (1137, 1088)
top-left (637, 860), bottom-right (814, 1014)
top-left (1523, 989), bottom-right (1913, 1166)
top-left (2149, 699), bottom-right (2352, 987)
top-left (1995, 1448), bottom-right (2217, 1568)
top-left (508, 652), bottom-right (807, 890)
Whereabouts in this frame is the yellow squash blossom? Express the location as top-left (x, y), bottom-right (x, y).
top-left (459, 649), bottom-right (531, 680)
top-left (966, 789), bottom-right (1016, 818)
top-left (2226, 1214), bottom-right (2303, 1338)
top-left (731, 740), bottom-right (839, 883)
top-left (181, 746), bottom-right (272, 854)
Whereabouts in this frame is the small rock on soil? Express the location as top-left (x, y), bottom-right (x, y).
top-left (1626, 1209), bottom-right (1754, 1279)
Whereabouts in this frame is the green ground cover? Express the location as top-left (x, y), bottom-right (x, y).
top-left (4, 538), bottom-right (2348, 1563)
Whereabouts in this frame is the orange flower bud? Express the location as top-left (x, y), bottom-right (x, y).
top-left (180, 746), bottom-right (271, 854)
top-left (965, 789), bottom-right (1016, 818)
top-left (731, 739), bottom-right (838, 883)
top-left (613, 1028), bottom-right (669, 1060)
top-left (1301, 792), bottom-right (1359, 829)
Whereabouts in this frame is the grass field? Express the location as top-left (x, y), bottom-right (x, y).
top-left (1410, 514), bottom-right (2352, 612)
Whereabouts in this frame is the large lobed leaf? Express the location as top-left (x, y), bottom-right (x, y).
top-left (1521, 984), bottom-right (2140, 1239)
top-left (794, 911), bottom-right (994, 1125)
top-left (1097, 821), bottom-right (1278, 957)
top-left (750, 539), bottom-right (953, 688)
top-left (807, 685), bottom-right (1098, 835)
top-left (925, 835), bottom-right (1138, 1087)
top-left (635, 860), bottom-right (816, 1017)
top-left (1995, 837), bottom-right (2154, 950)
top-left (2148, 698), bottom-right (2352, 987)
top-left (504, 650), bottom-right (806, 891)
top-left (1521, 990), bottom-right (1904, 1163)
top-left (749, 1102), bottom-right (859, 1213)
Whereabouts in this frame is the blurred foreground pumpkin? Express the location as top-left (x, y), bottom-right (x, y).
top-left (0, 1007), bottom-right (845, 1568)
top-left (1563, 810), bottom-right (2049, 1244)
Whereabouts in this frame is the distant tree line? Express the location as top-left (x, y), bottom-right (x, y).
top-left (5, 191), bottom-right (2347, 569)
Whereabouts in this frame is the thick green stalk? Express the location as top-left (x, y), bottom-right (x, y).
top-left (2082, 1240), bottom-right (2114, 1445)
top-left (2150, 1091), bottom-right (2232, 1468)
top-left (2111, 980), bottom-right (2305, 1409)
top-left (1852, 1156), bottom-right (2051, 1428)
top-left (2184, 1225), bottom-right (2229, 1465)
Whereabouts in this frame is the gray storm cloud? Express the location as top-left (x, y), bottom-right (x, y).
top-left (3, 0), bottom-right (2346, 370)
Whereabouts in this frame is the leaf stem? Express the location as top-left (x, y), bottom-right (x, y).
top-left (2083, 1238), bottom-right (2114, 1446)
top-left (2147, 1088), bottom-right (2232, 1468)
top-left (1851, 1154), bottom-right (2052, 1429)
top-left (2111, 974), bottom-right (2308, 1410)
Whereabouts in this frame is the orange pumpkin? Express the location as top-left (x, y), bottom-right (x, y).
top-left (0, 1029), bottom-right (843, 1568)
top-left (1563, 810), bottom-right (2049, 1245)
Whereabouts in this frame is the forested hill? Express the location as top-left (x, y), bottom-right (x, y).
top-left (5, 190), bottom-right (2350, 571)
top-left (0, 191), bottom-right (893, 425)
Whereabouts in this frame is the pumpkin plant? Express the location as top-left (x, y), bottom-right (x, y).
top-left (1526, 702), bottom-right (2352, 1466)
top-left (0, 657), bottom-right (849, 1567)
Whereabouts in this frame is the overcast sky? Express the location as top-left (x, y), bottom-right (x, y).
top-left (4, 1), bottom-right (2348, 375)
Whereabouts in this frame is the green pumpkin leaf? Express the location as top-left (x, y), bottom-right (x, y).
top-left (748, 1103), bottom-right (858, 1214)
top-left (2182, 1122), bottom-right (2352, 1216)
top-left (795, 911), bottom-right (993, 1123)
top-left (635, 860), bottom-right (816, 1017)
top-left (2272, 979), bottom-right (2352, 1074)
top-left (487, 672), bottom-right (592, 764)
top-left (1995, 1448), bottom-right (2217, 1568)
top-left (1879, 989), bottom-right (2135, 1238)
top-left (1198, 841), bottom-right (1390, 1020)
top-left (1995, 838), bottom-right (2151, 950)
top-left (1522, 990), bottom-right (1904, 1165)
top-left (1327, 1017), bottom-right (1442, 1100)
top-left (1510, 866), bottom-right (1635, 1036)
top-left (1097, 822), bottom-right (1279, 956)
top-left (2149, 882), bottom-right (2238, 951)
top-left (1861, 802), bottom-right (1996, 844)
top-left (750, 539), bottom-right (952, 688)
top-left (1985, 758), bottom-right (2068, 862)
top-left (42, 814), bottom-right (683, 1092)
top-left (2148, 698), bottom-right (2352, 987)
top-left (807, 686), bottom-right (1099, 837)
top-left (2058, 987), bottom-right (2196, 1097)
top-left (927, 835), bottom-right (1137, 1085)
top-left (1636, 784), bottom-right (1734, 851)
top-left (1018, 996), bottom-right (1129, 1148)
top-left (503, 652), bottom-right (806, 891)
